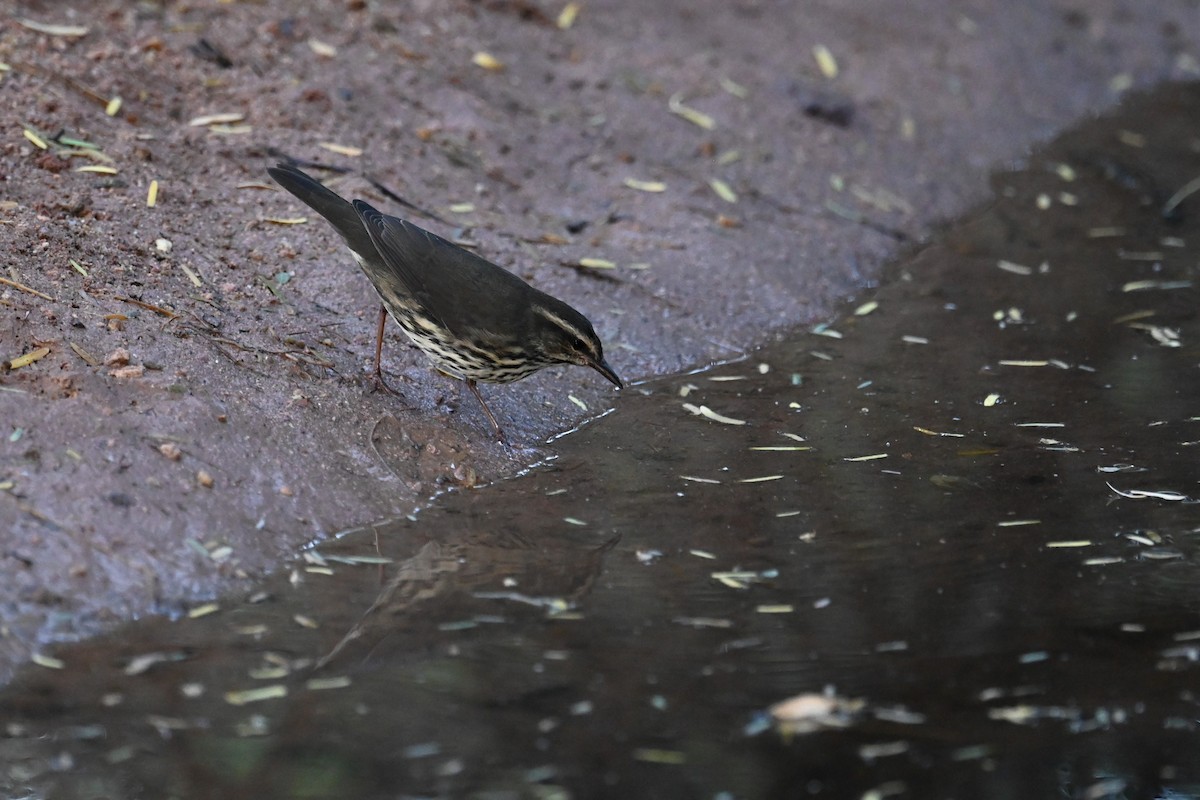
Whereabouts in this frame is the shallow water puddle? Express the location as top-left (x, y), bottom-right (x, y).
top-left (3, 83), bottom-right (1199, 799)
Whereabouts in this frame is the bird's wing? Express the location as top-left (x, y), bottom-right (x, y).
top-left (353, 200), bottom-right (533, 334)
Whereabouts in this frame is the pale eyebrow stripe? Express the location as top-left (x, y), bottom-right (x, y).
top-left (533, 306), bottom-right (598, 357)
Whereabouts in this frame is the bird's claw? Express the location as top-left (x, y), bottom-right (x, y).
top-left (369, 370), bottom-right (405, 399)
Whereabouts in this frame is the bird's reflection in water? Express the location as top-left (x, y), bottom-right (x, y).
top-left (316, 526), bottom-right (620, 669)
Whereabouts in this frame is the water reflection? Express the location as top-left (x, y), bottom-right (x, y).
top-left (3, 82), bottom-right (1200, 799)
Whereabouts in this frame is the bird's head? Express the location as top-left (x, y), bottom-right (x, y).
top-left (531, 301), bottom-right (622, 388)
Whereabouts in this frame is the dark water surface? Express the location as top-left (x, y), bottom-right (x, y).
top-left (4, 83), bottom-right (1200, 799)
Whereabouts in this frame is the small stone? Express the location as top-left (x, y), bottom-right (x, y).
top-left (159, 442), bottom-right (182, 461)
top-left (197, 469), bottom-right (214, 488)
top-left (452, 463), bottom-right (477, 487)
top-left (104, 347), bottom-right (131, 366)
top-left (108, 364), bottom-right (145, 379)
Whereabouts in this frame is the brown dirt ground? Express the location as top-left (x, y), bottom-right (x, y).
top-left (0, 0), bottom-right (1195, 679)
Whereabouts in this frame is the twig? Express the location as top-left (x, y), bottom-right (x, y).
top-left (0, 276), bottom-right (53, 300)
top-left (264, 148), bottom-right (351, 175)
top-left (265, 148), bottom-right (450, 224)
top-left (115, 295), bottom-right (179, 318)
top-left (11, 61), bottom-right (109, 108)
top-left (363, 175), bottom-right (449, 225)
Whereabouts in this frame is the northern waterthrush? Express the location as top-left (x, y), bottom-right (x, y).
top-left (267, 163), bottom-right (622, 443)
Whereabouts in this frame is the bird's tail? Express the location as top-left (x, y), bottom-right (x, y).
top-left (267, 163), bottom-right (375, 255)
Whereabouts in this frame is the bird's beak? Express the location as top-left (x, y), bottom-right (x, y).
top-left (588, 357), bottom-right (623, 389)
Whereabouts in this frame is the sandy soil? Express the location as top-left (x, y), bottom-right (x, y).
top-left (0, 0), bottom-right (1195, 677)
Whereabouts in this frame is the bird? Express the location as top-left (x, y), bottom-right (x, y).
top-left (266, 163), bottom-right (622, 444)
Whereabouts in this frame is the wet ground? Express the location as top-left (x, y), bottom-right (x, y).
top-left (2, 83), bottom-right (1199, 799)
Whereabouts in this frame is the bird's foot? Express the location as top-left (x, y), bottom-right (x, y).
top-left (368, 369), bottom-right (406, 399)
